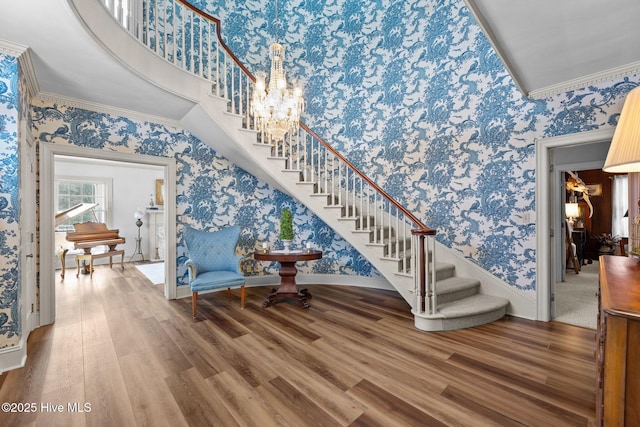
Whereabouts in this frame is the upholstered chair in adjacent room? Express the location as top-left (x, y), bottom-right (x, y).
top-left (184, 225), bottom-right (245, 317)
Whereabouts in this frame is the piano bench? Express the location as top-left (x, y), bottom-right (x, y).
top-left (75, 250), bottom-right (125, 278)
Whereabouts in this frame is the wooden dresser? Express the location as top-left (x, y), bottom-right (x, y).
top-left (597, 256), bottom-right (640, 426)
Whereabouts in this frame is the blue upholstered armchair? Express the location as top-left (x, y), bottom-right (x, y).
top-left (184, 225), bottom-right (245, 317)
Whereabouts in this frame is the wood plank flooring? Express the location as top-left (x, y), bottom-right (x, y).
top-left (0, 264), bottom-right (597, 426)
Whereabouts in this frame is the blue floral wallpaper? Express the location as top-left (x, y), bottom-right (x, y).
top-left (0, 53), bottom-right (20, 349)
top-left (31, 99), bottom-right (380, 288)
top-left (3, 0), bottom-right (640, 350)
top-left (187, 0), bottom-right (640, 293)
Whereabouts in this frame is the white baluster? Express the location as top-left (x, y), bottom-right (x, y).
top-left (215, 44), bottom-right (220, 96)
top-left (223, 53), bottom-right (227, 100)
top-left (395, 208), bottom-right (399, 261)
top-left (237, 66), bottom-right (242, 116)
top-left (296, 129), bottom-right (301, 171)
top-left (337, 162), bottom-right (342, 207)
top-left (180, 6), bottom-right (185, 68)
top-left (387, 201), bottom-right (392, 255)
top-left (206, 23), bottom-right (211, 80)
top-left (172, 1), bottom-right (177, 64)
top-left (246, 77), bottom-right (251, 129)
top-left (162, 0), bottom-right (167, 59)
top-left (358, 177), bottom-right (362, 220)
top-left (153, 0), bottom-right (158, 54)
top-left (143, 0), bottom-right (148, 46)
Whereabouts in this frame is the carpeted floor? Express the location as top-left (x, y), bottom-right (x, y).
top-left (135, 262), bottom-right (165, 285)
top-left (555, 260), bottom-right (599, 329)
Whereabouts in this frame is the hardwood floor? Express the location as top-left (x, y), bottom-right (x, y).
top-left (0, 264), bottom-right (597, 426)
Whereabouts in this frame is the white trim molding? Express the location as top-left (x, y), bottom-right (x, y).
top-left (536, 128), bottom-right (615, 321)
top-left (0, 39), bottom-right (40, 98)
top-left (529, 61), bottom-right (640, 100)
top-left (0, 38), bottom-right (28, 57)
top-left (175, 274), bottom-right (395, 300)
top-left (40, 143), bottom-right (178, 326)
top-left (0, 337), bottom-right (27, 374)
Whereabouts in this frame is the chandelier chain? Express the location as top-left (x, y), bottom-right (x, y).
top-left (275, 0), bottom-right (279, 44)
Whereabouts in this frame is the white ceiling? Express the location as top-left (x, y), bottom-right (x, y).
top-left (464, 0), bottom-right (640, 98)
top-left (0, 0), bottom-right (193, 123)
top-left (1, 0), bottom-right (639, 117)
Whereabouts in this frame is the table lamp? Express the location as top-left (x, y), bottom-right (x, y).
top-left (565, 203), bottom-right (580, 227)
top-left (603, 86), bottom-right (640, 256)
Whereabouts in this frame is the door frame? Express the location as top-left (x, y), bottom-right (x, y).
top-left (536, 128), bottom-right (614, 321)
top-left (39, 143), bottom-right (177, 326)
top-left (20, 128), bottom-right (37, 340)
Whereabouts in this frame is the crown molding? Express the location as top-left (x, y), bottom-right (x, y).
top-left (17, 49), bottom-right (40, 99)
top-left (35, 92), bottom-right (182, 128)
top-left (0, 39), bottom-right (40, 98)
top-left (463, 1), bottom-right (640, 101)
top-left (0, 38), bottom-right (28, 57)
top-left (529, 60), bottom-right (640, 99)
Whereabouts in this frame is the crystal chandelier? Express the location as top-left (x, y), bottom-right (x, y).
top-left (251, 0), bottom-right (304, 142)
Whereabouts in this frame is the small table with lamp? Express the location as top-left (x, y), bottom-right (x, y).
top-left (253, 249), bottom-right (322, 308)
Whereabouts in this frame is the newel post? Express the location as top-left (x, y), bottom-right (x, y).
top-left (411, 228), bottom-right (433, 314)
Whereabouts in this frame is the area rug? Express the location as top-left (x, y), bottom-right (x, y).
top-left (135, 262), bottom-right (165, 285)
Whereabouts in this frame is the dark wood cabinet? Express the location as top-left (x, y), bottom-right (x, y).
top-left (597, 256), bottom-right (640, 426)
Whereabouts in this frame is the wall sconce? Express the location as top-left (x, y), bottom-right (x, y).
top-left (565, 203), bottom-right (580, 227)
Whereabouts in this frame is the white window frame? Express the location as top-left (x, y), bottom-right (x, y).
top-left (612, 174), bottom-right (629, 238)
top-left (54, 176), bottom-right (113, 231)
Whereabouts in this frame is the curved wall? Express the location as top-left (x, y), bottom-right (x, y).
top-left (190, 0), bottom-right (640, 294)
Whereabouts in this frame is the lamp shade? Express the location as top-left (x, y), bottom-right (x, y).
top-left (603, 86), bottom-right (640, 173)
top-left (565, 203), bottom-right (580, 218)
top-left (134, 210), bottom-right (145, 220)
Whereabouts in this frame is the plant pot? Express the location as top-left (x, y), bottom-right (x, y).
top-left (599, 245), bottom-right (615, 255)
top-left (282, 240), bottom-right (292, 252)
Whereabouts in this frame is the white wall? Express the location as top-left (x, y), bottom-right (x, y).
top-left (55, 156), bottom-right (163, 263)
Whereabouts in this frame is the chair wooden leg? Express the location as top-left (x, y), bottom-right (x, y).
top-left (192, 292), bottom-right (198, 318)
top-left (226, 288), bottom-right (232, 298)
top-left (241, 285), bottom-right (245, 309)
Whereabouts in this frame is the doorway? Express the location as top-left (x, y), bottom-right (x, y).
top-left (39, 143), bottom-right (177, 326)
top-left (536, 128), bottom-right (614, 322)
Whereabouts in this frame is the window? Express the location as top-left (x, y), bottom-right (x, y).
top-left (612, 174), bottom-right (628, 238)
top-left (55, 178), bottom-right (110, 231)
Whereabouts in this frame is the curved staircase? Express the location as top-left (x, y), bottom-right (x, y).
top-left (72, 0), bottom-right (509, 331)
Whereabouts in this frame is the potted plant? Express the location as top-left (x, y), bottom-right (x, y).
top-left (280, 208), bottom-right (294, 251)
top-left (594, 233), bottom-right (621, 255)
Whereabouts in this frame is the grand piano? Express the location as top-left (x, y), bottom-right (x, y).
top-left (55, 203), bottom-right (126, 279)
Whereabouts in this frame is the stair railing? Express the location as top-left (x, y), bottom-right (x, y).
top-left (99, 0), bottom-right (438, 315)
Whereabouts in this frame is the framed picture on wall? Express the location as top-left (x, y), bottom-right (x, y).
top-left (155, 179), bottom-right (164, 206)
top-left (585, 184), bottom-right (602, 196)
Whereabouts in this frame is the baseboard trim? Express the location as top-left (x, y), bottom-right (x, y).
top-left (175, 274), bottom-right (394, 299)
top-left (0, 337), bottom-right (27, 374)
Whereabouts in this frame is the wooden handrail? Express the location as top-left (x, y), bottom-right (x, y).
top-left (177, 0), bottom-right (433, 233)
top-left (177, 0), bottom-right (256, 81)
top-left (301, 123), bottom-right (433, 232)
